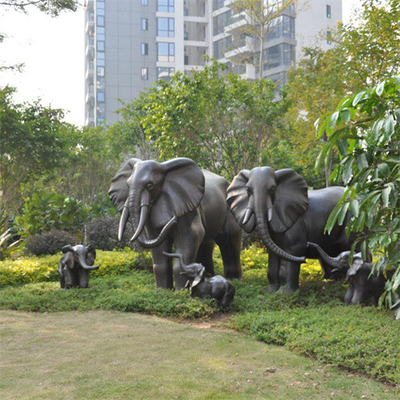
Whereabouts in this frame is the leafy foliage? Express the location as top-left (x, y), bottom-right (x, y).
top-left (286, 0), bottom-right (400, 187)
top-left (118, 61), bottom-right (286, 179)
top-left (25, 229), bottom-right (77, 256)
top-left (15, 191), bottom-right (89, 236)
top-left (0, 87), bottom-right (70, 221)
top-left (317, 76), bottom-right (400, 310)
top-left (85, 217), bottom-right (136, 251)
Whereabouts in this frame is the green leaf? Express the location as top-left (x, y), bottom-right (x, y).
top-left (329, 111), bottom-right (340, 130)
top-left (342, 158), bottom-right (354, 184)
top-left (338, 201), bottom-right (350, 226)
top-left (383, 114), bottom-right (395, 139)
top-left (375, 80), bottom-right (386, 96)
top-left (340, 108), bottom-right (351, 124)
top-left (352, 90), bottom-right (366, 107)
top-left (350, 200), bottom-right (359, 217)
top-left (378, 163), bottom-right (390, 178)
top-left (357, 153), bottom-right (369, 170)
top-left (382, 186), bottom-right (391, 207)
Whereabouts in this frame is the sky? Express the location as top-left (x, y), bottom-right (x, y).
top-left (0, 1), bottom-right (362, 127)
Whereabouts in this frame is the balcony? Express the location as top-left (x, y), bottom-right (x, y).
top-left (224, 36), bottom-right (254, 61)
top-left (224, 13), bottom-right (246, 34)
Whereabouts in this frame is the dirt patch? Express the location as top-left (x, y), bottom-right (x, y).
top-left (178, 312), bottom-right (236, 332)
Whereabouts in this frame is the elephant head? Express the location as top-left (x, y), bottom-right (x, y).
top-left (62, 244), bottom-right (99, 270)
top-left (307, 242), bottom-right (352, 269)
top-left (163, 251), bottom-right (205, 288)
top-left (109, 158), bottom-right (205, 248)
top-left (227, 167), bottom-right (307, 263)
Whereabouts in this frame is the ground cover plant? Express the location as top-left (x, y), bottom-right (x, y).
top-left (1, 245), bottom-right (399, 387)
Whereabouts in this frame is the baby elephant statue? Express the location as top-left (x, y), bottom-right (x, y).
top-left (163, 252), bottom-right (236, 309)
top-left (58, 244), bottom-right (100, 289)
top-left (308, 242), bottom-right (392, 305)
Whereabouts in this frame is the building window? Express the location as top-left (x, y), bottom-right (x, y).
top-left (157, 42), bottom-right (175, 62)
top-left (141, 0), bottom-right (148, 5)
top-left (97, 91), bottom-right (105, 102)
top-left (184, 55), bottom-right (189, 65)
top-left (327, 30), bottom-right (332, 44)
top-left (157, 67), bottom-right (175, 80)
top-left (157, 0), bottom-right (174, 12)
top-left (96, 0), bottom-right (105, 10)
top-left (326, 5), bottom-right (331, 18)
top-left (141, 18), bottom-right (148, 31)
top-left (141, 43), bottom-right (148, 56)
top-left (97, 41), bottom-right (105, 51)
top-left (97, 66), bottom-right (105, 76)
top-left (97, 15), bottom-right (105, 26)
top-left (184, 31), bottom-right (188, 40)
top-left (141, 67), bottom-right (149, 80)
top-left (157, 17), bottom-right (174, 37)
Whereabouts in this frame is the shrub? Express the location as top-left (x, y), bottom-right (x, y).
top-left (0, 249), bottom-right (152, 286)
top-left (15, 191), bottom-right (89, 236)
top-left (85, 217), bottom-right (137, 251)
top-left (25, 230), bottom-right (77, 256)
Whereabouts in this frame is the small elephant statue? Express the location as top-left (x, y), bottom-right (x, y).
top-left (58, 244), bottom-right (100, 289)
top-left (109, 157), bottom-right (242, 290)
top-left (163, 252), bottom-right (236, 309)
top-left (308, 242), bottom-right (390, 305)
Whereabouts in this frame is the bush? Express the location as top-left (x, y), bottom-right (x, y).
top-left (85, 217), bottom-right (137, 251)
top-left (25, 230), bottom-right (77, 256)
top-left (0, 249), bottom-right (152, 286)
top-left (15, 191), bottom-right (89, 236)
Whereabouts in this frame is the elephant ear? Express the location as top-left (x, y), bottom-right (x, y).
top-left (226, 170), bottom-right (256, 233)
top-left (270, 169), bottom-right (308, 234)
top-left (150, 158), bottom-right (205, 229)
top-left (85, 244), bottom-right (96, 265)
top-left (62, 245), bottom-right (74, 254)
top-left (108, 158), bottom-right (141, 212)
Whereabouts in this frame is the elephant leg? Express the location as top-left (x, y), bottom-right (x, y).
top-left (173, 214), bottom-right (205, 290)
top-left (152, 244), bottom-right (174, 289)
top-left (64, 268), bottom-right (75, 289)
top-left (58, 263), bottom-right (66, 289)
top-left (267, 253), bottom-right (281, 292)
top-left (284, 261), bottom-right (301, 294)
top-left (196, 241), bottom-right (215, 276)
top-left (78, 268), bottom-right (90, 288)
top-left (215, 216), bottom-right (242, 280)
top-left (344, 286), bottom-right (354, 304)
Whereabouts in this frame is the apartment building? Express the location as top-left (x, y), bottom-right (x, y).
top-left (84, 0), bottom-right (342, 126)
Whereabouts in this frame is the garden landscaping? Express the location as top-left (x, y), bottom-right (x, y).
top-left (0, 245), bottom-right (399, 394)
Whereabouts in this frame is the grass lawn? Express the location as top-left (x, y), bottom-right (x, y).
top-left (0, 310), bottom-right (398, 400)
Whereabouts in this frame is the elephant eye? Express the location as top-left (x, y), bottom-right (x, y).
top-left (246, 186), bottom-right (252, 195)
top-left (146, 182), bottom-right (154, 191)
top-left (270, 186), bottom-right (276, 195)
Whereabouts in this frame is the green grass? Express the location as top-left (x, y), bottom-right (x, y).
top-left (0, 310), bottom-right (398, 400)
top-left (0, 246), bottom-right (399, 387)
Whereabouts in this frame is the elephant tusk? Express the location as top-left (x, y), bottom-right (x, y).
top-left (118, 201), bottom-right (130, 241)
top-left (267, 207), bottom-right (273, 222)
top-left (242, 207), bottom-right (253, 226)
top-left (131, 204), bottom-right (149, 242)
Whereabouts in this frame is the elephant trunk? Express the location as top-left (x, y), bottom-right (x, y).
top-left (307, 242), bottom-right (350, 271)
top-left (77, 251), bottom-right (99, 271)
top-left (256, 217), bottom-right (305, 263)
top-left (163, 252), bottom-right (186, 271)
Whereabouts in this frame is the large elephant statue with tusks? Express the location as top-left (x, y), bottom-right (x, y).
top-left (109, 157), bottom-right (242, 290)
top-left (227, 166), bottom-right (358, 294)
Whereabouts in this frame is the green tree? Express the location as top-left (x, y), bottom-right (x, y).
top-left (229, 0), bottom-right (298, 80)
top-left (286, 0), bottom-right (400, 187)
top-left (133, 62), bottom-right (285, 179)
top-left (317, 76), bottom-right (400, 312)
top-left (0, 87), bottom-right (69, 222)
